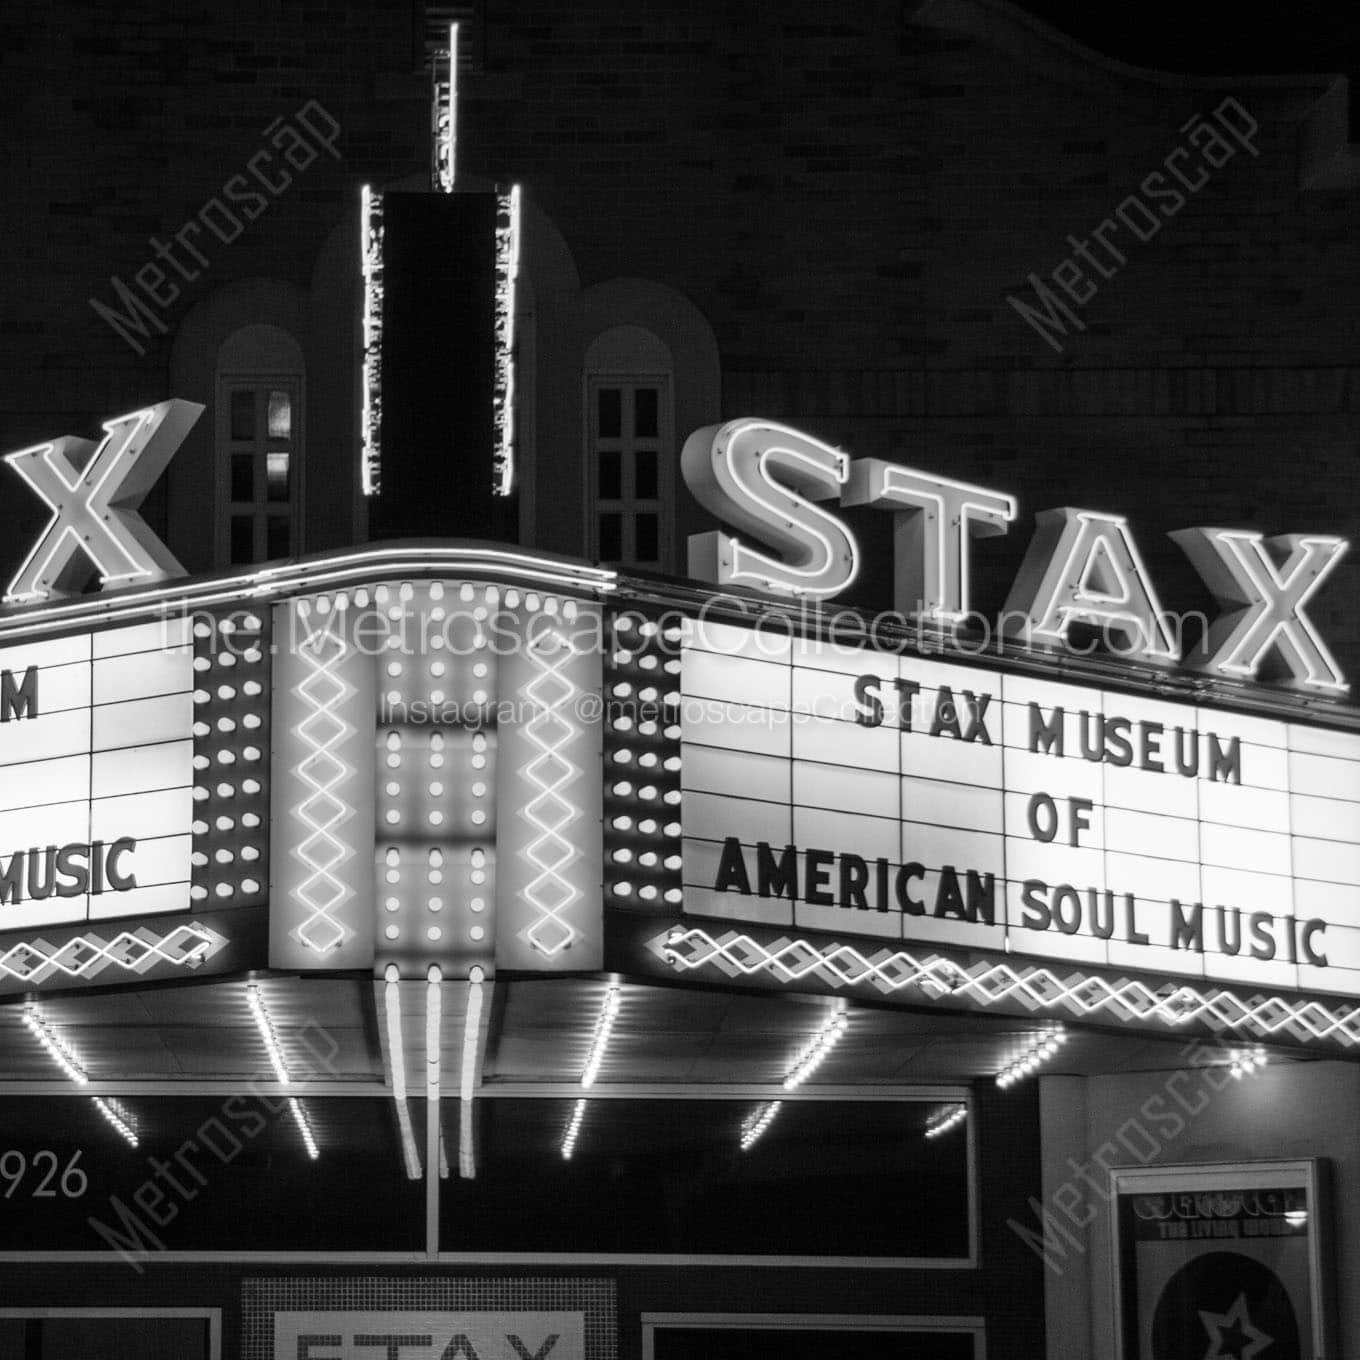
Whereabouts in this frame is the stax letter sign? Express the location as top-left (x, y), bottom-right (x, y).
top-left (272, 1312), bottom-right (585, 1360)
top-left (3, 399), bottom-right (201, 605)
top-left (680, 417), bottom-right (1350, 694)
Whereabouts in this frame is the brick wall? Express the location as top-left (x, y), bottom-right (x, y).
top-left (461, 0), bottom-right (1360, 678)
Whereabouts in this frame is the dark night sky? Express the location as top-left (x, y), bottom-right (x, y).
top-left (1017, 1), bottom-right (1360, 132)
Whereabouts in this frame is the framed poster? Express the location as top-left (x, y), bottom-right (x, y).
top-left (1111, 1160), bottom-right (1331, 1360)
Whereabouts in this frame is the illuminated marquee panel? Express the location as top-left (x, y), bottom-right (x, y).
top-left (496, 593), bottom-right (603, 970)
top-left (674, 620), bottom-right (1360, 1001)
top-left (0, 610), bottom-right (269, 993)
top-left (0, 619), bottom-right (194, 935)
top-left (270, 593), bottom-right (377, 970)
top-left (375, 581), bottom-right (499, 979)
top-left (602, 611), bottom-right (683, 913)
top-left (271, 580), bottom-right (605, 978)
top-left (190, 606), bottom-right (271, 910)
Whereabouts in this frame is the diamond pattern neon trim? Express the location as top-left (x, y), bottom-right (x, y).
top-left (1, 922), bottom-right (225, 987)
top-left (656, 927), bottom-right (1360, 1048)
top-left (520, 632), bottom-right (584, 956)
top-left (290, 615), bottom-right (358, 954)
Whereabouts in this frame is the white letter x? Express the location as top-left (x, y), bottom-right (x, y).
top-left (4, 399), bottom-right (202, 604)
top-left (1173, 526), bottom-right (1349, 692)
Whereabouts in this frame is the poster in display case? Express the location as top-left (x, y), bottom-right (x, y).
top-left (1112, 1160), bottom-right (1331, 1360)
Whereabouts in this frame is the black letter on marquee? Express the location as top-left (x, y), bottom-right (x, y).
top-left (106, 838), bottom-right (138, 891)
top-left (0, 667), bottom-right (37, 722)
top-left (714, 837), bottom-right (751, 894)
top-left (0, 851), bottom-right (24, 905)
top-left (297, 1339), bottom-right (344, 1360)
top-left (961, 691), bottom-right (993, 744)
top-left (440, 1337), bottom-right (484, 1360)
top-left (756, 843), bottom-right (799, 899)
top-left (354, 1337), bottom-right (433, 1360)
top-left (508, 1336), bottom-right (560, 1360)
top-left (853, 674), bottom-right (883, 727)
top-left (930, 686), bottom-right (964, 739)
top-left (805, 849), bottom-right (835, 905)
top-left (1208, 734), bottom-right (1241, 784)
top-left (1170, 900), bottom-right (1204, 952)
top-left (1029, 704), bottom-right (1064, 755)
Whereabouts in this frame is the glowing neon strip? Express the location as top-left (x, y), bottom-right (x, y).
top-left (1228, 1045), bottom-right (1268, 1079)
top-left (25, 1007), bottom-right (141, 1147)
top-left (521, 628), bottom-right (586, 957)
top-left (493, 184), bottom-right (522, 496)
top-left (94, 1096), bottom-right (139, 1148)
top-left (997, 1025), bottom-right (1067, 1089)
top-left (458, 967), bottom-right (485, 1179)
top-left (22, 1005), bottom-right (88, 1084)
top-left (246, 982), bottom-right (291, 1086)
top-left (383, 968), bottom-right (422, 1180)
top-left (0, 545), bottom-right (617, 642)
top-left (581, 986), bottom-right (622, 1088)
top-left (782, 1005), bottom-right (848, 1089)
top-left (290, 608), bottom-right (358, 955)
top-left (739, 1100), bottom-right (782, 1151)
top-left (561, 1097), bottom-right (588, 1160)
top-left (360, 185), bottom-right (385, 497)
top-left (658, 927), bottom-right (1360, 1049)
top-left (0, 922), bottom-right (223, 986)
top-left (288, 1097), bottom-right (320, 1160)
top-left (433, 22), bottom-right (458, 192)
top-left (924, 1104), bottom-right (966, 1140)
top-left (426, 964), bottom-right (443, 1099)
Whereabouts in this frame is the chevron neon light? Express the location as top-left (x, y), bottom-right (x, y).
top-left (290, 607), bottom-right (358, 955)
top-left (521, 629), bottom-right (585, 957)
top-left (0, 922), bottom-right (222, 987)
top-left (658, 927), bottom-right (1360, 1049)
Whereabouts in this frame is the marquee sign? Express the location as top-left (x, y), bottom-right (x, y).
top-left (673, 620), bottom-right (1360, 1000)
top-left (0, 604), bottom-right (271, 993)
top-left (0, 620), bottom-right (193, 931)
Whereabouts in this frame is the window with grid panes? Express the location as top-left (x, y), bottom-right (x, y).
top-left (220, 381), bottom-right (299, 566)
top-left (587, 378), bottom-right (671, 571)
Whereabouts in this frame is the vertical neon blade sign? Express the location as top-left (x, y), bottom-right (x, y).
top-left (360, 185), bottom-right (385, 498)
top-left (492, 184), bottom-right (522, 498)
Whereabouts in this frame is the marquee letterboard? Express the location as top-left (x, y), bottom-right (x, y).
top-left (0, 619), bottom-right (193, 932)
top-left (679, 619), bottom-right (1360, 1000)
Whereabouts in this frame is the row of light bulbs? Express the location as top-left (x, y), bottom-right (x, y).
top-left (1228, 1046), bottom-right (1269, 1079)
top-left (996, 1026), bottom-right (1068, 1088)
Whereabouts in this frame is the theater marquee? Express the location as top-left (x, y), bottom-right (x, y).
top-left (675, 621), bottom-right (1360, 999)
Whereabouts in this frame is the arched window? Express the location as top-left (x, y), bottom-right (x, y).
top-left (584, 325), bottom-right (674, 572)
top-left (215, 323), bottom-right (304, 566)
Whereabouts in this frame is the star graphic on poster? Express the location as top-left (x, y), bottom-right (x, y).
top-left (1199, 1293), bottom-right (1274, 1359)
